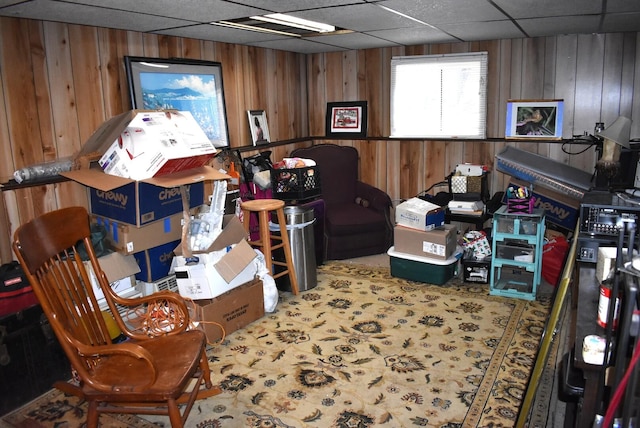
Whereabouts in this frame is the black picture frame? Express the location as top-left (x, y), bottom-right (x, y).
top-left (124, 56), bottom-right (230, 148)
top-left (325, 101), bottom-right (368, 138)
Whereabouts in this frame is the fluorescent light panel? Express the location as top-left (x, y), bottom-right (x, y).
top-left (210, 20), bottom-right (302, 37)
top-left (250, 13), bottom-right (335, 33)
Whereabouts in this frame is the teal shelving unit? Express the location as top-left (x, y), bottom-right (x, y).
top-left (490, 206), bottom-right (545, 300)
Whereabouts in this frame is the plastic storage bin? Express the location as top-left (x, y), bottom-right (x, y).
top-left (491, 264), bottom-right (535, 297)
top-left (388, 246), bottom-right (460, 285)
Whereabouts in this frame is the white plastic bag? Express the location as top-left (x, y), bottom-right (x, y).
top-left (252, 249), bottom-right (279, 313)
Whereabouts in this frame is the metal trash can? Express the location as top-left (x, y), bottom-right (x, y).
top-left (272, 206), bottom-right (317, 291)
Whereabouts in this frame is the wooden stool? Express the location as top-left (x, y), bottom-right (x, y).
top-left (240, 199), bottom-right (299, 295)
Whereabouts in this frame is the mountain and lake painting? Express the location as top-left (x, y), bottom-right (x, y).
top-left (139, 72), bottom-right (229, 147)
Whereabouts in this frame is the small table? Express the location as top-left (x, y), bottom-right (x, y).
top-left (445, 209), bottom-right (491, 230)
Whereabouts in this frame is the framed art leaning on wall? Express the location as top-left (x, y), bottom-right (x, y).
top-left (124, 56), bottom-right (230, 148)
top-left (247, 110), bottom-right (270, 146)
top-left (505, 99), bottom-right (564, 140)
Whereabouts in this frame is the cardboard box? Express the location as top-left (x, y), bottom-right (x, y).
top-left (87, 180), bottom-right (204, 227)
top-left (394, 224), bottom-right (457, 260)
top-left (73, 110), bottom-right (217, 180)
top-left (83, 252), bottom-right (141, 300)
top-left (134, 239), bottom-right (181, 282)
top-left (172, 216), bottom-right (258, 300)
top-left (395, 197), bottom-right (445, 231)
top-left (195, 278), bottom-right (265, 343)
top-left (504, 178), bottom-right (580, 231)
top-left (92, 211), bottom-right (185, 254)
top-left (61, 110), bottom-right (230, 226)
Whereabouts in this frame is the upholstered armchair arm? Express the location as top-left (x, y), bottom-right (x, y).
top-left (356, 181), bottom-right (394, 247)
top-left (356, 181), bottom-right (392, 213)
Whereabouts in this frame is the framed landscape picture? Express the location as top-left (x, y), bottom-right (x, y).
top-left (124, 56), bottom-right (230, 148)
top-left (505, 99), bottom-right (563, 140)
top-left (325, 101), bottom-right (368, 138)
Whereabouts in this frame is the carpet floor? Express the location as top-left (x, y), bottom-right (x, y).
top-left (1, 260), bottom-right (555, 427)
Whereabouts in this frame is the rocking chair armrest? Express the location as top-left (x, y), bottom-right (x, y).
top-left (99, 273), bottom-right (192, 339)
top-left (75, 341), bottom-right (157, 391)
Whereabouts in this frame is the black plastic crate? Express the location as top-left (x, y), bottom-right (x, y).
top-left (271, 166), bottom-right (321, 201)
top-left (462, 256), bottom-right (491, 283)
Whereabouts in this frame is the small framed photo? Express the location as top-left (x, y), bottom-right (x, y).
top-left (505, 99), bottom-right (563, 140)
top-left (326, 101), bottom-right (368, 138)
top-left (247, 110), bottom-right (270, 146)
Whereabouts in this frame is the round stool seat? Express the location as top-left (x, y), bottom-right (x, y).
top-left (240, 198), bottom-right (299, 295)
top-left (240, 199), bottom-right (285, 212)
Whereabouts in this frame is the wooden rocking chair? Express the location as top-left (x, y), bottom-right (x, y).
top-left (12, 206), bottom-right (220, 428)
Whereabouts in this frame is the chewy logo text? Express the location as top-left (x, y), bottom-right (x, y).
top-left (95, 190), bottom-right (128, 206)
top-left (159, 187), bottom-right (181, 200)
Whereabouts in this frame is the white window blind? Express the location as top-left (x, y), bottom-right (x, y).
top-left (390, 52), bottom-right (488, 139)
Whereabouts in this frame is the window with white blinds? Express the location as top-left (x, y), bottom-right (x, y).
top-left (390, 52), bottom-right (488, 139)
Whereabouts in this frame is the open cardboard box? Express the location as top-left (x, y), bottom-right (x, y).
top-left (69, 109), bottom-right (218, 181)
top-left (172, 215), bottom-right (258, 300)
top-left (195, 278), bottom-right (265, 343)
top-left (83, 252), bottom-right (141, 300)
top-left (61, 110), bottom-right (229, 226)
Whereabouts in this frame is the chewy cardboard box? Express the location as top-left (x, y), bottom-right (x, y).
top-left (504, 178), bottom-right (580, 231)
top-left (394, 224), bottom-right (457, 260)
top-left (396, 197), bottom-right (445, 231)
top-left (83, 252), bottom-right (141, 300)
top-left (134, 239), bottom-right (181, 282)
top-left (87, 180), bottom-right (204, 227)
top-left (196, 278), bottom-right (265, 343)
top-left (173, 215), bottom-right (258, 300)
top-left (78, 110), bottom-right (217, 181)
top-left (92, 212), bottom-right (185, 255)
top-left (61, 110), bottom-right (229, 227)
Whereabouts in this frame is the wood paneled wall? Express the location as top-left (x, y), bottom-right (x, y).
top-left (0, 15), bottom-right (638, 262)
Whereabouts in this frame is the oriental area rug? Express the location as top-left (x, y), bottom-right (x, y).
top-left (1, 261), bottom-right (552, 428)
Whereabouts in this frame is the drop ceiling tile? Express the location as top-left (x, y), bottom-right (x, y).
top-left (230, 0), bottom-right (370, 14)
top-left (287, 3), bottom-right (418, 32)
top-left (601, 12), bottom-right (640, 32)
top-left (310, 31), bottom-right (400, 50)
top-left (0, 0), bottom-right (192, 31)
top-left (606, 0), bottom-right (640, 13)
top-left (248, 37), bottom-right (347, 54)
top-left (517, 15), bottom-right (602, 37)
top-left (439, 20), bottom-right (526, 41)
top-left (365, 26), bottom-right (458, 45)
top-left (61, 0), bottom-right (265, 23)
top-left (492, 0), bottom-right (601, 19)
top-left (153, 24), bottom-right (285, 44)
top-left (379, 0), bottom-right (507, 24)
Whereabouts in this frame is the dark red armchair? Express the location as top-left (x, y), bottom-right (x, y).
top-left (291, 144), bottom-right (393, 260)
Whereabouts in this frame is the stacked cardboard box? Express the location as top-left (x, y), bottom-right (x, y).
top-left (389, 198), bottom-right (460, 285)
top-left (63, 110), bottom-right (267, 340)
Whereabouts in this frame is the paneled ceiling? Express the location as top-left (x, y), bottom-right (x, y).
top-left (1, 0), bottom-right (639, 54)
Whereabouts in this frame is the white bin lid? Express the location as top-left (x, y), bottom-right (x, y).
top-left (387, 246), bottom-right (463, 265)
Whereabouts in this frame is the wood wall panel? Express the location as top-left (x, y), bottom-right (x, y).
top-left (0, 14), bottom-right (638, 262)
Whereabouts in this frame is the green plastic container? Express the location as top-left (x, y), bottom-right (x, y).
top-left (388, 246), bottom-right (460, 285)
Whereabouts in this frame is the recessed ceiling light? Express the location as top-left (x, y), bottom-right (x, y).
top-left (250, 13), bottom-right (335, 33)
